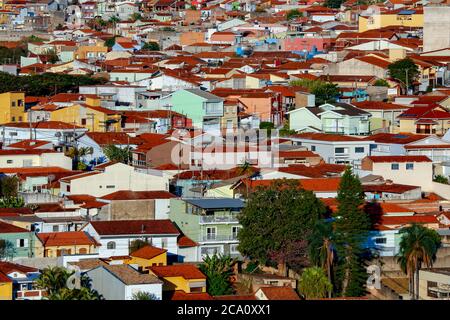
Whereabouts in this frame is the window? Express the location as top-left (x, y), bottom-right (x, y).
top-left (17, 239), bottom-right (28, 247)
top-left (11, 101), bottom-right (15, 107)
top-left (107, 241), bottom-right (116, 250)
top-left (355, 147), bottom-right (365, 153)
top-left (11, 117), bottom-right (15, 122)
top-left (310, 145), bottom-right (316, 151)
top-left (231, 226), bottom-right (241, 239)
top-left (6, 160), bottom-right (12, 164)
top-left (161, 238), bottom-right (167, 249)
top-left (81, 119), bottom-right (87, 125)
top-left (406, 163), bottom-right (414, 170)
top-left (106, 185), bottom-right (115, 189)
top-left (52, 225), bottom-right (59, 232)
top-left (206, 227), bottom-right (216, 240)
top-left (375, 238), bottom-right (386, 244)
top-left (335, 147), bottom-right (346, 154)
top-left (391, 163), bottom-right (399, 170)
top-left (78, 248), bottom-right (87, 254)
top-left (18, 116), bottom-right (22, 122)
top-left (66, 185), bottom-right (71, 192)
top-left (230, 244), bottom-right (239, 253)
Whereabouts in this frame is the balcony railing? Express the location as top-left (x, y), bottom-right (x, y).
top-left (200, 234), bottom-right (239, 242)
top-left (15, 289), bottom-right (46, 300)
top-left (199, 215), bottom-right (240, 224)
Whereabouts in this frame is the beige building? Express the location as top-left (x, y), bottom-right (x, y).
top-left (0, 149), bottom-right (72, 170)
top-left (59, 162), bottom-right (169, 197)
top-left (361, 155), bottom-right (433, 191)
top-left (419, 269), bottom-right (450, 300)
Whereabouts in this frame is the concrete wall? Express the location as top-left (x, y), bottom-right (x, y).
top-left (423, 6), bottom-right (450, 52)
top-left (104, 199), bottom-right (156, 220)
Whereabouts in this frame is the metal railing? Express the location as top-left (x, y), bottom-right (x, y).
top-left (199, 214), bottom-right (240, 224)
top-left (200, 234), bottom-right (239, 242)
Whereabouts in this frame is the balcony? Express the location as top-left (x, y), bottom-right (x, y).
top-left (15, 289), bottom-right (46, 300)
top-left (323, 126), bottom-right (345, 134)
top-left (200, 234), bottom-right (239, 242)
top-left (199, 214), bottom-right (239, 224)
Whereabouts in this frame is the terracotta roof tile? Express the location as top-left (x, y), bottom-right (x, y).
top-left (88, 219), bottom-right (180, 236)
top-left (150, 264), bottom-right (206, 280)
top-left (130, 245), bottom-right (167, 259)
top-left (366, 155), bottom-right (432, 163)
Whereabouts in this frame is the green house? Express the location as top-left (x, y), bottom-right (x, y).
top-left (169, 89), bottom-right (224, 132)
top-left (169, 198), bottom-right (244, 261)
top-left (0, 221), bottom-right (36, 260)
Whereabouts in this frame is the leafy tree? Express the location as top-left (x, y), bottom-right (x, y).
top-left (0, 72), bottom-right (106, 96)
top-left (396, 224), bottom-right (441, 300)
top-left (65, 147), bottom-right (93, 170)
top-left (433, 174), bottom-right (448, 184)
top-left (259, 121), bottom-right (274, 136)
top-left (104, 37), bottom-right (117, 48)
top-left (238, 179), bottom-right (326, 274)
top-left (299, 266), bottom-right (333, 299)
top-left (142, 42), bottom-right (160, 51)
top-left (308, 220), bottom-right (335, 297)
top-left (0, 176), bottom-right (19, 198)
top-left (388, 58), bottom-right (419, 94)
top-left (324, 0), bottom-right (345, 8)
top-left (132, 291), bottom-right (158, 300)
top-left (290, 79), bottom-right (339, 105)
top-left (0, 46), bottom-right (28, 65)
top-left (130, 13), bottom-right (142, 21)
top-left (129, 239), bottom-right (151, 253)
top-left (0, 197), bottom-right (25, 208)
top-left (373, 79), bottom-right (390, 87)
top-left (36, 266), bottom-right (103, 300)
top-left (287, 9), bottom-right (303, 20)
top-left (199, 254), bottom-right (236, 296)
top-left (0, 239), bottom-right (15, 260)
top-left (333, 167), bottom-right (371, 297)
top-left (102, 144), bottom-right (131, 164)
top-left (44, 48), bottom-right (59, 64)
top-left (87, 17), bottom-right (107, 31)
top-left (24, 35), bottom-right (46, 43)
top-left (279, 122), bottom-right (297, 136)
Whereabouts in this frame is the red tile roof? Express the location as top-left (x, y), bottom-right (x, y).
top-left (170, 290), bottom-right (213, 300)
top-left (6, 140), bottom-right (52, 150)
top-left (364, 133), bottom-right (427, 144)
top-left (366, 155), bottom-right (432, 163)
top-left (353, 101), bottom-right (408, 111)
top-left (88, 219), bottom-right (180, 236)
top-left (130, 245), bottom-right (167, 259)
top-left (258, 286), bottom-right (300, 300)
top-left (37, 231), bottom-right (99, 247)
top-left (292, 132), bottom-right (365, 142)
top-left (150, 264), bottom-right (206, 279)
top-left (0, 261), bottom-right (38, 275)
top-left (0, 149), bottom-right (57, 156)
top-left (2, 121), bottom-right (85, 130)
top-left (0, 221), bottom-right (30, 234)
top-left (177, 235), bottom-right (198, 248)
top-left (278, 163), bottom-right (346, 178)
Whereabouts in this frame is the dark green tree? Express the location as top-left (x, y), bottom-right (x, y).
top-left (396, 224), bottom-right (441, 299)
top-left (0, 197), bottom-right (25, 208)
top-left (104, 37), bottom-right (116, 48)
top-left (373, 79), bottom-right (390, 87)
top-left (199, 254), bottom-right (236, 296)
top-left (434, 174), bottom-right (449, 184)
top-left (142, 42), bottom-right (160, 51)
top-left (0, 239), bottom-right (15, 260)
top-left (299, 266), bottom-right (333, 299)
top-left (324, 0), bottom-right (345, 8)
top-left (290, 79), bottom-right (339, 105)
top-left (238, 179), bottom-right (326, 274)
top-left (333, 167), bottom-right (371, 297)
top-left (132, 291), bottom-right (158, 300)
top-left (102, 144), bottom-right (131, 164)
top-left (129, 239), bottom-right (151, 253)
top-left (287, 9), bottom-right (303, 20)
top-left (388, 58), bottom-right (419, 93)
top-left (0, 176), bottom-right (19, 198)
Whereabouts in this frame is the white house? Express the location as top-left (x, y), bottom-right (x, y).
top-left (288, 133), bottom-right (374, 166)
top-left (85, 264), bottom-right (163, 300)
top-left (59, 162), bottom-right (169, 197)
top-left (81, 219), bottom-right (180, 258)
top-left (0, 149), bottom-right (72, 170)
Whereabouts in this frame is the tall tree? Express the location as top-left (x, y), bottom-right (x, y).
top-left (238, 179), bottom-right (326, 274)
top-left (102, 144), bottom-right (131, 164)
top-left (290, 79), bottom-right (339, 105)
top-left (396, 224), bottom-right (441, 299)
top-left (388, 58), bottom-right (419, 94)
top-left (0, 176), bottom-right (19, 198)
top-left (299, 266), bottom-right (333, 299)
top-left (308, 220), bottom-right (335, 297)
top-left (65, 146), bottom-right (93, 170)
top-left (333, 167), bottom-right (371, 297)
top-left (0, 239), bottom-right (15, 261)
top-left (199, 254), bottom-right (236, 296)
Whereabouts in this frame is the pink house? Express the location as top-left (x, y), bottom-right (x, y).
top-left (283, 36), bottom-right (333, 52)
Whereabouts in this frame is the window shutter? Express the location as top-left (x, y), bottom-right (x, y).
top-left (24, 239), bottom-right (29, 247)
top-left (16, 239), bottom-right (20, 247)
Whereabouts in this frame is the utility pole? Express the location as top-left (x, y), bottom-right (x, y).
top-left (28, 109), bottom-right (33, 140)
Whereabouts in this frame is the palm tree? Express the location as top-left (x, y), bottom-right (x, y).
top-left (199, 254), bottom-right (237, 296)
top-left (132, 291), bottom-right (158, 300)
top-left (396, 224), bottom-right (441, 300)
top-left (308, 220), bottom-right (335, 297)
top-left (102, 144), bottom-right (131, 164)
top-left (65, 146), bottom-right (93, 170)
top-left (36, 266), bottom-right (72, 296)
top-left (108, 15), bottom-right (120, 35)
top-left (299, 266), bottom-right (333, 299)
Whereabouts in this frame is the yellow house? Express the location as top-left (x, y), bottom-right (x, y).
top-left (0, 92), bottom-right (26, 124)
top-left (48, 101), bottom-right (121, 132)
top-left (75, 45), bottom-right (108, 60)
top-left (359, 9), bottom-right (423, 32)
top-left (149, 265), bottom-right (207, 293)
top-left (36, 231), bottom-right (99, 257)
top-left (0, 275), bottom-right (12, 300)
top-left (128, 245), bottom-right (167, 271)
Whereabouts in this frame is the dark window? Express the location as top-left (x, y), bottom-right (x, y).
top-left (335, 147), bottom-right (345, 154)
top-left (11, 101), bottom-right (16, 107)
top-left (355, 147), bottom-right (365, 153)
top-left (375, 238), bottom-right (386, 244)
top-left (391, 163), bottom-right (399, 170)
top-left (406, 163), bottom-right (414, 170)
top-left (81, 119), bottom-right (87, 125)
top-left (311, 145), bottom-right (316, 151)
top-left (11, 117), bottom-right (15, 122)
top-left (107, 241), bottom-right (116, 249)
top-left (6, 160), bottom-right (12, 164)
top-left (427, 281), bottom-right (438, 298)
